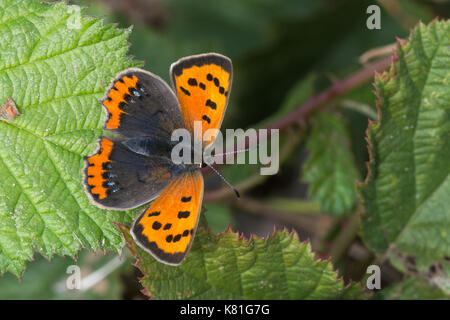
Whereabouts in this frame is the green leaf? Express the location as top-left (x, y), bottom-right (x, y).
top-left (0, 0), bottom-right (140, 276)
top-left (302, 113), bottom-right (359, 216)
top-left (264, 198), bottom-right (322, 215)
top-left (119, 224), bottom-right (363, 299)
top-left (374, 277), bottom-right (450, 300)
top-left (358, 20), bottom-right (450, 270)
top-left (0, 250), bottom-right (127, 300)
top-left (203, 204), bottom-right (233, 235)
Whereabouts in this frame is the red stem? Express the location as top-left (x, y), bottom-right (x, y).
top-left (267, 56), bottom-right (392, 130)
top-left (202, 56), bottom-right (394, 192)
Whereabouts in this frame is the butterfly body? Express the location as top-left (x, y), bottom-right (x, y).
top-left (83, 53), bottom-right (232, 265)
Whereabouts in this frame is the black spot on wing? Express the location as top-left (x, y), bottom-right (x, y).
top-left (147, 211), bottom-right (160, 217)
top-left (178, 211), bottom-right (190, 219)
top-left (206, 99), bottom-right (217, 110)
top-left (164, 223), bottom-right (172, 230)
top-left (202, 115), bottom-right (211, 124)
top-left (152, 221), bottom-right (162, 230)
top-left (181, 196), bottom-right (192, 202)
top-left (180, 86), bottom-right (191, 96)
top-left (188, 78), bottom-right (198, 86)
top-left (131, 219), bottom-right (186, 264)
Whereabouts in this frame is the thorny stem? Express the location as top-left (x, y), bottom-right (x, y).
top-left (266, 56), bottom-right (392, 130)
top-left (203, 56), bottom-right (393, 200)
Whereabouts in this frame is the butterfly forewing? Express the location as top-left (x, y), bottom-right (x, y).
top-left (170, 53), bottom-right (232, 147)
top-left (102, 68), bottom-right (184, 139)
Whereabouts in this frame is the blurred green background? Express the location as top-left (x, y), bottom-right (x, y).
top-left (2, 0), bottom-right (449, 299)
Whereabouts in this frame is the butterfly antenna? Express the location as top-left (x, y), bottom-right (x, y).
top-left (212, 146), bottom-right (255, 158)
top-left (203, 161), bottom-right (240, 198)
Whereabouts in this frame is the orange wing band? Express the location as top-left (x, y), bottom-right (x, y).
top-left (103, 75), bottom-right (138, 129)
top-left (86, 138), bottom-right (114, 200)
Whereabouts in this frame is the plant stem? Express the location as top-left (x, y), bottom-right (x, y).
top-left (329, 207), bottom-right (362, 265)
top-left (340, 99), bottom-right (378, 120)
top-left (266, 56), bottom-right (392, 131)
top-left (203, 56), bottom-right (393, 199)
top-left (231, 196), bottom-right (333, 238)
top-left (204, 127), bottom-right (304, 202)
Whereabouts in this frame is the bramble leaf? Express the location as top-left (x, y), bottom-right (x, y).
top-left (120, 224), bottom-right (363, 299)
top-left (375, 277), bottom-right (450, 300)
top-left (0, 251), bottom-right (126, 299)
top-left (0, 0), bottom-right (140, 276)
top-left (203, 203), bottom-right (233, 234)
top-left (302, 113), bottom-right (359, 216)
top-left (359, 20), bottom-right (450, 270)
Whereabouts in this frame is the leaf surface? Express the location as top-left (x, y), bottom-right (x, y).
top-left (120, 224), bottom-right (363, 299)
top-left (359, 20), bottom-right (450, 269)
top-left (302, 113), bottom-right (359, 216)
top-left (0, 0), bottom-right (140, 276)
top-left (375, 277), bottom-right (449, 300)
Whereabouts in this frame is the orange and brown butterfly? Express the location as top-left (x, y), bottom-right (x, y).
top-left (83, 53), bottom-right (232, 265)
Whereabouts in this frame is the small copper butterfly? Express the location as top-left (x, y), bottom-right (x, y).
top-left (83, 53), bottom-right (232, 265)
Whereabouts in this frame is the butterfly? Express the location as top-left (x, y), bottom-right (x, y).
top-left (83, 53), bottom-right (232, 265)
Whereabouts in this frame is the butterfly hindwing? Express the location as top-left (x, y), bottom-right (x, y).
top-left (84, 137), bottom-right (177, 210)
top-left (170, 53), bottom-right (232, 147)
top-left (131, 170), bottom-right (204, 265)
top-left (102, 68), bottom-right (184, 139)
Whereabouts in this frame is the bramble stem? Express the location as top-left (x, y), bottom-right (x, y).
top-left (203, 56), bottom-right (393, 200)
